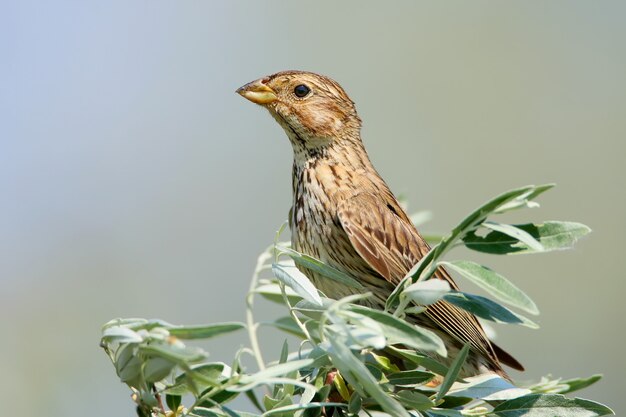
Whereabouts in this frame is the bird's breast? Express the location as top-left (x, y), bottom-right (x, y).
top-left (290, 165), bottom-right (389, 302)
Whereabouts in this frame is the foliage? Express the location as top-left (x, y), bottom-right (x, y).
top-left (100, 185), bottom-right (611, 417)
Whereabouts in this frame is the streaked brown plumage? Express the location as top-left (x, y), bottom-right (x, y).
top-left (237, 70), bottom-right (523, 378)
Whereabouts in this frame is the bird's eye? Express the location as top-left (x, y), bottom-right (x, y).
top-left (293, 84), bottom-right (310, 98)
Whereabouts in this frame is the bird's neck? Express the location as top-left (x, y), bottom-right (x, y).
top-left (291, 134), bottom-right (372, 173)
top-left (290, 133), bottom-right (383, 203)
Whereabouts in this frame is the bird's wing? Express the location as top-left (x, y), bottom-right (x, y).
top-left (337, 192), bottom-right (523, 371)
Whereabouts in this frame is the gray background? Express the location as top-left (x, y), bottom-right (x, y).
top-left (2, 1), bottom-right (624, 415)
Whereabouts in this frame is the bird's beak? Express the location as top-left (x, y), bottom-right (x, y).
top-left (236, 78), bottom-right (278, 105)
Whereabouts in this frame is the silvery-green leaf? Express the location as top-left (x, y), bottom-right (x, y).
top-left (272, 263), bottom-right (322, 306)
top-left (102, 318), bottom-right (148, 331)
top-left (115, 344), bottom-right (142, 384)
top-left (440, 260), bottom-right (538, 315)
top-left (424, 410), bottom-right (465, 417)
top-left (169, 322), bottom-right (245, 339)
top-left (559, 375), bottom-right (603, 395)
top-left (266, 316), bottom-right (308, 339)
top-left (493, 184), bottom-right (554, 214)
top-left (463, 221), bottom-right (591, 255)
top-left (230, 377), bottom-right (315, 393)
top-left (299, 382), bottom-right (317, 406)
top-left (349, 305), bottom-right (446, 356)
top-left (102, 326), bottom-right (144, 344)
top-left (237, 359), bottom-right (314, 386)
top-left (143, 356), bottom-right (176, 383)
top-left (326, 309), bottom-right (387, 349)
top-left (277, 246), bottom-right (363, 290)
top-left (388, 184), bottom-right (553, 310)
top-left (482, 221), bottom-right (544, 252)
top-left (410, 210), bottom-right (433, 227)
top-left (256, 282), bottom-right (302, 305)
top-left (447, 374), bottom-right (530, 400)
top-left (261, 402), bottom-right (346, 416)
top-left (343, 325), bottom-right (386, 350)
top-left (491, 394), bottom-right (614, 417)
top-left (165, 362), bottom-right (228, 395)
top-left (404, 279), bottom-right (451, 305)
top-left (190, 408), bottom-right (259, 417)
top-left (188, 407), bottom-right (224, 417)
top-left (138, 344), bottom-right (207, 364)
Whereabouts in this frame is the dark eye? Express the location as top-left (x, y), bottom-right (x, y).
top-left (293, 84), bottom-right (310, 98)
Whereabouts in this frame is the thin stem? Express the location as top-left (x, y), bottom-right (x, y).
top-left (278, 280), bottom-right (315, 342)
top-left (271, 222), bottom-right (316, 344)
top-left (246, 248), bottom-right (272, 372)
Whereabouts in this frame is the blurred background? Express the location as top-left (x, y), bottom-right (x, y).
top-left (2, 1), bottom-right (625, 415)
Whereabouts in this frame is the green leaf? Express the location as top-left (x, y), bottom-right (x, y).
top-left (143, 356), bottom-right (176, 382)
top-left (263, 394), bottom-right (293, 417)
top-left (230, 377), bottom-right (316, 393)
top-left (493, 184), bottom-right (554, 214)
top-left (440, 260), bottom-right (538, 315)
top-left (188, 407), bottom-right (224, 417)
top-left (169, 322), bottom-right (245, 339)
top-left (266, 316), bottom-right (308, 339)
top-left (368, 351), bottom-right (401, 372)
top-left (560, 375), bottom-right (603, 395)
top-left (114, 344), bottom-right (142, 385)
top-left (198, 389), bottom-right (239, 407)
top-left (138, 344), bottom-right (207, 364)
top-left (190, 407), bottom-right (259, 417)
top-left (348, 305), bottom-right (447, 356)
top-left (395, 390), bottom-right (435, 410)
top-left (348, 392), bottom-right (362, 414)
top-left (336, 314), bottom-right (387, 350)
top-left (482, 221), bottom-right (544, 252)
top-left (463, 221), bottom-right (591, 255)
top-left (444, 292), bottom-right (539, 328)
top-left (491, 394), bottom-right (614, 417)
top-left (324, 336), bottom-right (411, 417)
top-left (102, 317), bottom-right (149, 331)
top-left (102, 326), bottom-right (143, 344)
top-left (424, 410), bottom-right (464, 417)
top-left (387, 370), bottom-right (436, 386)
top-left (272, 263), bottom-right (323, 306)
top-left (262, 402), bottom-right (346, 416)
top-left (436, 343), bottom-right (470, 402)
top-left (279, 340), bottom-right (289, 364)
top-left (404, 279), bottom-right (451, 305)
top-left (127, 318), bottom-right (174, 332)
top-left (256, 282), bottom-right (302, 305)
top-left (165, 394), bottom-right (181, 411)
top-left (388, 347), bottom-right (450, 376)
top-left (166, 362), bottom-right (227, 395)
top-left (277, 246), bottom-right (364, 290)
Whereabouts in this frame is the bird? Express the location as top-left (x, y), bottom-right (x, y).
top-left (236, 70), bottom-right (523, 378)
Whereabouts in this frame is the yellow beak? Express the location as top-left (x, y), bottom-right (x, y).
top-left (236, 78), bottom-right (278, 105)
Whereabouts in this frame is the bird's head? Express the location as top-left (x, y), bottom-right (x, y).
top-left (237, 71), bottom-right (362, 154)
